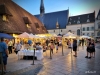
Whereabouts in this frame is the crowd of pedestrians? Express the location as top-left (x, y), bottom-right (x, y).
top-left (0, 37), bottom-right (96, 74)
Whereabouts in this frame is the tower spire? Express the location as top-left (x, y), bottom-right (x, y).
top-left (40, 0), bottom-right (45, 16)
top-left (56, 18), bottom-right (59, 28)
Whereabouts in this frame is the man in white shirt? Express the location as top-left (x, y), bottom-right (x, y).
top-left (8, 40), bottom-right (13, 54)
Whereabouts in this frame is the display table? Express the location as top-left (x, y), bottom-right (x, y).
top-left (18, 49), bottom-right (43, 60)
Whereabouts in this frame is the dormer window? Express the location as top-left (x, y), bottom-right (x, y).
top-left (87, 19), bottom-right (90, 22)
top-left (34, 23), bottom-right (40, 30)
top-left (2, 15), bottom-right (8, 21)
top-left (26, 24), bottom-right (31, 28)
top-left (41, 26), bottom-right (45, 31)
top-left (98, 15), bottom-right (100, 20)
top-left (78, 17), bottom-right (80, 19)
top-left (0, 4), bottom-right (12, 22)
top-left (70, 18), bottom-right (72, 20)
top-left (23, 17), bottom-right (31, 29)
top-left (77, 20), bottom-right (80, 24)
top-left (87, 15), bottom-right (89, 18)
top-left (69, 22), bottom-right (71, 24)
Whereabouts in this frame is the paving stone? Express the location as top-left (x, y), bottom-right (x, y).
top-left (4, 44), bottom-right (100, 75)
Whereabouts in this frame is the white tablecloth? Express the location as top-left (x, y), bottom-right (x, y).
top-left (18, 49), bottom-right (43, 60)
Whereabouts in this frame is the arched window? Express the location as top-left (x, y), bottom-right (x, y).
top-left (97, 31), bottom-right (100, 36)
top-left (77, 29), bottom-right (80, 35)
top-left (70, 18), bottom-right (72, 20)
top-left (78, 17), bottom-right (80, 19)
top-left (87, 19), bottom-right (90, 22)
top-left (77, 20), bottom-right (80, 24)
top-left (87, 15), bottom-right (89, 18)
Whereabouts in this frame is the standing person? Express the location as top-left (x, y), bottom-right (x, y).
top-left (8, 39), bottom-right (13, 54)
top-left (0, 38), bottom-right (9, 73)
top-left (73, 39), bottom-right (77, 57)
top-left (46, 39), bottom-right (49, 47)
top-left (81, 38), bottom-right (84, 46)
top-left (70, 39), bottom-right (73, 53)
top-left (85, 39), bottom-right (92, 59)
top-left (14, 41), bottom-right (22, 54)
top-left (90, 39), bottom-right (95, 58)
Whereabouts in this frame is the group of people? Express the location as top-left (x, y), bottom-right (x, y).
top-left (65, 38), bottom-right (95, 58)
top-left (85, 39), bottom-right (95, 59)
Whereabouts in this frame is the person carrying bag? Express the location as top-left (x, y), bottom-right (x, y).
top-left (14, 41), bottom-right (22, 54)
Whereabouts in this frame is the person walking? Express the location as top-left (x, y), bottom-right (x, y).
top-left (55, 42), bottom-right (59, 53)
top-left (73, 39), bottom-right (77, 57)
top-left (0, 37), bottom-right (9, 73)
top-left (49, 42), bottom-right (55, 54)
top-left (14, 41), bottom-right (22, 54)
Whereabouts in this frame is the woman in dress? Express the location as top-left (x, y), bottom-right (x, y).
top-left (90, 39), bottom-right (95, 57)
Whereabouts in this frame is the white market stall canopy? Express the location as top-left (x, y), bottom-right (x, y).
top-left (63, 32), bottom-right (77, 38)
top-left (80, 35), bottom-right (91, 39)
top-left (17, 32), bottom-right (38, 38)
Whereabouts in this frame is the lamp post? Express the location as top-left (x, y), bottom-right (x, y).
top-left (81, 23), bottom-right (82, 36)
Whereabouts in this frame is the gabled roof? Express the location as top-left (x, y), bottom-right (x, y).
top-left (35, 10), bottom-right (69, 30)
top-left (68, 11), bottom-right (95, 25)
top-left (0, 0), bottom-right (47, 34)
top-left (96, 9), bottom-right (100, 20)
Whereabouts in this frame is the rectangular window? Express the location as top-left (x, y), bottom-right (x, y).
top-left (87, 27), bottom-right (89, 31)
top-left (83, 27), bottom-right (85, 31)
top-left (98, 23), bottom-right (100, 28)
top-left (54, 30), bottom-right (55, 32)
top-left (87, 33), bottom-right (89, 36)
top-left (91, 33), bottom-right (94, 36)
top-left (91, 27), bottom-right (94, 31)
top-left (61, 30), bottom-right (62, 32)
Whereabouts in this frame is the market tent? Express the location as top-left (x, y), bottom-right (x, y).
top-left (63, 32), bottom-right (77, 38)
top-left (0, 33), bottom-right (14, 39)
top-left (17, 32), bottom-right (30, 38)
top-left (30, 33), bottom-right (40, 38)
top-left (80, 35), bottom-right (91, 38)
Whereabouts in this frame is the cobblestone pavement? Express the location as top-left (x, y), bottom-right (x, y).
top-left (37, 44), bottom-right (100, 75)
top-left (2, 43), bottom-right (100, 75)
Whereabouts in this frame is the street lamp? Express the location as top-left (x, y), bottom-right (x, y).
top-left (81, 23), bottom-right (82, 36)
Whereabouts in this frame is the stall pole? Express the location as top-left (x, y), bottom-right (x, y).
top-left (62, 36), bottom-right (64, 56)
top-left (31, 49), bottom-right (35, 65)
top-left (50, 49), bottom-right (52, 59)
